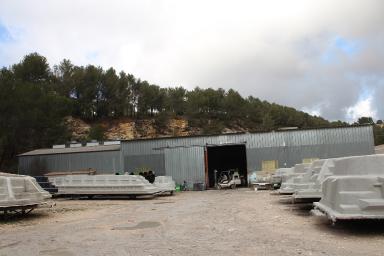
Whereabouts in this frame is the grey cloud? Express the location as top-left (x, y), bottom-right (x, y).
top-left (0, 0), bottom-right (383, 121)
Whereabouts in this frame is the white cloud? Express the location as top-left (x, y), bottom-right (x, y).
top-left (0, 0), bottom-right (383, 121)
top-left (345, 96), bottom-right (378, 122)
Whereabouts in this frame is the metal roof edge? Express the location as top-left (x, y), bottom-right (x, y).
top-left (18, 145), bottom-right (121, 157)
top-left (120, 124), bottom-right (373, 143)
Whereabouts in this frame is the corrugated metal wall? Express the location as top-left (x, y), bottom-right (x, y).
top-left (164, 147), bottom-right (205, 184)
top-left (19, 150), bottom-right (122, 176)
top-left (122, 126), bottom-right (374, 154)
top-left (124, 154), bottom-right (165, 175)
top-left (18, 126), bottom-right (375, 181)
top-left (121, 126), bottom-right (374, 183)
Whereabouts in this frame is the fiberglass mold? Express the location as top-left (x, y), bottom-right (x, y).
top-left (49, 174), bottom-right (160, 196)
top-left (313, 155), bottom-right (384, 222)
top-left (0, 173), bottom-right (51, 211)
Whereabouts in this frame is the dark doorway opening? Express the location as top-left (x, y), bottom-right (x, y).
top-left (206, 144), bottom-right (247, 188)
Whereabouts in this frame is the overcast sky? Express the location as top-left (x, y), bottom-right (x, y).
top-left (0, 0), bottom-right (383, 122)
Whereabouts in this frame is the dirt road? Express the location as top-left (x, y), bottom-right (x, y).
top-left (1, 189), bottom-right (384, 256)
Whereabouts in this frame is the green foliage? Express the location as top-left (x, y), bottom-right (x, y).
top-left (0, 53), bottom-right (71, 170)
top-left (49, 55), bottom-right (337, 132)
top-left (374, 125), bottom-right (384, 146)
top-left (88, 124), bottom-right (105, 141)
top-left (6, 52), bottom-right (383, 169)
top-left (357, 116), bottom-right (374, 125)
top-left (330, 120), bottom-right (349, 127)
top-left (154, 111), bottom-right (170, 130)
top-left (164, 87), bottom-right (186, 115)
top-left (262, 114), bottom-right (275, 130)
top-left (202, 120), bottom-right (225, 135)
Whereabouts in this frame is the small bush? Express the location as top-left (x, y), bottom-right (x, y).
top-left (88, 124), bottom-right (105, 141)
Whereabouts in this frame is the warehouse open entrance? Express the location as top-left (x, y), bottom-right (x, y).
top-left (206, 144), bottom-right (247, 188)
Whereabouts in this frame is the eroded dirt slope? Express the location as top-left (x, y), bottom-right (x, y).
top-left (66, 116), bottom-right (199, 141)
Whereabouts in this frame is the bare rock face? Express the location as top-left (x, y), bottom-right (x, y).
top-left (65, 116), bottom-right (244, 141)
top-left (134, 119), bottom-right (158, 138)
top-left (105, 120), bottom-right (136, 140)
top-left (166, 118), bottom-right (190, 137)
top-left (64, 116), bottom-right (91, 140)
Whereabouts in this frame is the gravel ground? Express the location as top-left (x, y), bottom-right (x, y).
top-left (1, 189), bottom-right (384, 256)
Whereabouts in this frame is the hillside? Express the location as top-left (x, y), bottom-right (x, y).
top-left (65, 116), bottom-right (193, 141)
top-left (1, 53), bottom-right (381, 170)
top-left (66, 115), bottom-right (258, 141)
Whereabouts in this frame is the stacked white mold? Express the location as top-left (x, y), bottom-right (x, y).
top-left (154, 176), bottom-right (176, 195)
top-left (49, 175), bottom-right (160, 196)
top-left (293, 159), bottom-right (336, 201)
top-left (0, 173), bottom-right (51, 210)
top-left (280, 160), bottom-right (326, 197)
top-left (271, 168), bottom-right (294, 185)
top-left (313, 154), bottom-right (384, 222)
top-left (278, 163), bottom-right (312, 194)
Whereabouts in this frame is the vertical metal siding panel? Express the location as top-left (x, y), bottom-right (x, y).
top-left (262, 134), bottom-right (267, 147)
top-left (299, 131), bottom-right (304, 146)
top-left (312, 130), bottom-right (318, 145)
top-left (249, 134), bottom-right (255, 148)
top-left (20, 125), bottom-right (375, 178)
top-left (330, 129), bottom-right (336, 144)
top-left (305, 130), bottom-right (311, 145)
top-left (251, 134), bottom-right (256, 148)
top-left (164, 147), bottom-right (205, 185)
top-left (27, 150), bottom-right (122, 175)
top-left (303, 131), bottom-right (308, 145)
top-left (301, 131), bottom-right (306, 146)
top-left (124, 153), bottom-right (165, 175)
top-left (342, 128), bottom-right (348, 143)
top-left (340, 128), bottom-right (346, 144)
top-left (255, 134), bottom-right (260, 148)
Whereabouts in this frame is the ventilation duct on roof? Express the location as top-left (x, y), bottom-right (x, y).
top-left (86, 142), bottom-right (99, 147)
top-left (69, 143), bottom-right (82, 148)
top-left (104, 141), bottom-right (121, 145)
top-left (52, 144), bottom-right (65, 149)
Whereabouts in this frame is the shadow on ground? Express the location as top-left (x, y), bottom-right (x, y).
top-left (313, 218), bottom-right (384, 236)
top-left (0, 211), bottom-right (48, 223)
top-left (54, 195), bottom-right (160, 201)
top-left (274, 196), bottom-right (384, 235)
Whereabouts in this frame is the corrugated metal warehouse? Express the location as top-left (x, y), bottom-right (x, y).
top-left (19, 126), bottom-right (374, 187)
top-left (18, 144), bottom-right (122, 176)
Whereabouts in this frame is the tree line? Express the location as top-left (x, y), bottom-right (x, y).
top-left (0, 53), bottom-right (381, 170)
top-left (52, 54), bottom-right (335, 129)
